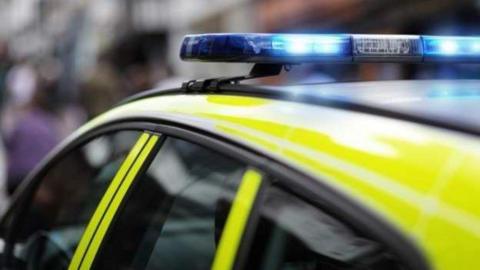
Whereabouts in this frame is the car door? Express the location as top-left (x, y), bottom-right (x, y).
top-left (0, 129), bottom-right (149, 269)
top-left (77, 125), bottom-right (422, 270)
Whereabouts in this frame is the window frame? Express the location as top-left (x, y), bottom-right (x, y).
top-left (0, 119), bottom-right (431, 270)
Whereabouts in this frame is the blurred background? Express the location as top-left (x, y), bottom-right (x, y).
top-left (0, 0), bottom-right (480, 208)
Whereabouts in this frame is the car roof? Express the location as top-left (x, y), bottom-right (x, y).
top-left (270, 79), bottom-right (480, 133)
top-left (124, 79), bottom-right (480, 136)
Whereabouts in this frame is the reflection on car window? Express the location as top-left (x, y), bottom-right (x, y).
top-left (245, 186), bottom-right (409, 270)
top-left (11, 131), bottom-right (141, 270)
top-left (93, 137), bottom-right (247, 270)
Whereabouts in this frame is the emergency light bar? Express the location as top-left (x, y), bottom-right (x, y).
top-left (180, 33), bottom-right (480, 63)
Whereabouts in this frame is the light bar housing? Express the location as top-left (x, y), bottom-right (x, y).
top-left (180, 33), bottom-right (480, 64)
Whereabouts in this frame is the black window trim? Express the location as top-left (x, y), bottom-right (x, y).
top-left (1, 119), bottom-right (431, 270)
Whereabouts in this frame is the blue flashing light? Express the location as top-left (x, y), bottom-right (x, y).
top-left (272, 35), bottom-right (348, 56)
top-left (439, 40), bottom-right (458, 55)
top-left (423, 36), bottom-right (480, 61)
top-left (471, 42), bottom-right (480, 53)
top-left (180, 33), bottom-right (480, 64)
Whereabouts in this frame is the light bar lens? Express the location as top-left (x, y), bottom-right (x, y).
top-left (271, 35), bottom-right (351, 57)
top-left (180, 33), bottom-right (480, 63)
top-left (423, 36), bottom-right (480, 61)
top-left (180, 34), bottom-right (351, 63)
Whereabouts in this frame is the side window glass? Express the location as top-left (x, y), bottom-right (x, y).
top-left (11, 131), bottom-right (141, 270)
top-left (245, 186), bottom-right (409, 270)
top-left (93, 137), bottom-right (248, 270)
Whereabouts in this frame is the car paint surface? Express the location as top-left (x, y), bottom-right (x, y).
top-left (71, 93), bottom-right (480, 270)
top-left (275, 80), bottom-right (480, 132)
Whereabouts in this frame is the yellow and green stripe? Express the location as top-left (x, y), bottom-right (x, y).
top-left (212, 169), bottom-right (263, 270)
top-left (69, 132), bottom-right (160, 270)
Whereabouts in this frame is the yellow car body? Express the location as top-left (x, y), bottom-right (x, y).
top-left (2, 80), bottom-right (479, 270)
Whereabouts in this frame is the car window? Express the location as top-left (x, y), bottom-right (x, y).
top-left (8, 130), bottom-right (141, 270)
top-left (244, 186), bottom-right (410, 270)
top-left (92, 137), bottom-right (248, 270)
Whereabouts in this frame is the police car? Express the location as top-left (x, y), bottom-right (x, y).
top-left (0, 34), bottom-right (479, 270)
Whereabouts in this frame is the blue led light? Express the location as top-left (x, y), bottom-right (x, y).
top-left (272, 35), bottom-right (346, 55)
top-left (422, 36), bottom-right (480, 61)
top-left (439, 40), bottom-right (458, 55)
top-left (471, 42), bottom-right (480, 53)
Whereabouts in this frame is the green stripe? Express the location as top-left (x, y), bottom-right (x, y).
top-left (69, 133), bottom-right (151, 270)
top-left (79, 134), bottom-right (159, 270)
top-left (212, 169), bottom-right (263, 270)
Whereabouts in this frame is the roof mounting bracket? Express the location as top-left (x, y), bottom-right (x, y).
top-left (182, 63), bottom-right (285, 92)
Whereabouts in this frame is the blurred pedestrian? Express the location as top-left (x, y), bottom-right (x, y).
top-left (0, 40), bottom-right (12, 210)
top-left (5, 71), bottom-right (61, 195)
